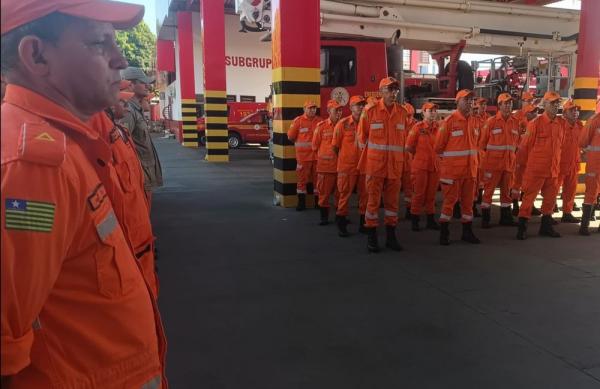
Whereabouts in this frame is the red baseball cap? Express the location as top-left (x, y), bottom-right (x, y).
top-left (349, 95), bottom-right (366, 106)
top-left (497, 93), bottom-right (513, 104)
top-left (521, 91), bottom-right (535, 101)
top-left (1, 0), bottom-right (145, 36)
top-left (455, 89), bottom-right (474, 101)
top-left (562, 99), bottom-right (580, 111)
top-left (543, 91), bottom-right (561, 102)
top-left (327, 99), bottom-right (342, 110)
top-left (422, 102), bottom-right (438, 111)
top-left (303, 100), bottom-right (318, 108)
top-left (379, 77), bottom-right (399, 89)
top-left (523, 104), bottom-right (537, 114)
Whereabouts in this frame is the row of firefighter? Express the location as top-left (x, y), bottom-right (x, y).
top-left (286, 77), bottom-right (600, 252)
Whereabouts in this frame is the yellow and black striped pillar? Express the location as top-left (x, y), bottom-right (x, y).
top-left (201, 0), bottom-right (228, 162)
top-left (177, 11), bottom-right (199, 147)
top-left (271, 0), bottom-right (321, 207)
top-left (181, 98), bottom-right (200, 147)
top-left (573, 0), bottom-right (599, 121)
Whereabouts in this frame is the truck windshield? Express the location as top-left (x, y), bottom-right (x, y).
top-left (320, 46), bottom-right (357, 87)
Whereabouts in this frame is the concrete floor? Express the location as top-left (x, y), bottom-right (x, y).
top-left (151, 137), bottom-right (600, 389)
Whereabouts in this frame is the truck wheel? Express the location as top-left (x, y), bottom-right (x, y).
top-left (228, 133), bottom-right (241, 149)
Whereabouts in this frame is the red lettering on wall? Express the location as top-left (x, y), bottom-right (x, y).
top-left (224, 55), bottom-right (272, 68)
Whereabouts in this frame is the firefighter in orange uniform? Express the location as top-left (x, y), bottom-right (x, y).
top-left (287, 101), bottom-right (321, 211)
top-left (513, 91), bottom-right (535, 124)
top-left (556, 100), bottom-right (583, 223)
top-left (401, 102), bottom-right (417, 219)
top-left (516, 91), bottom-right (565, 240)
top-left (471, 97), bottom-right (489, 217)
top-left (313, 100), bottom-right (342, 225)
top-left (579, 112), bottom-right (600, 235)
top-left (478, 93), bottom-right (521, 228)
top-left (1, 1), bottom-right (166, 388)
top-left (332, 95), bottom-right (367, 237)
top-left (357, 77), bottom-right (409, 252)
top-left (434, 89), bottom-right (481, 245)
top-left (511, 103), bottom-right (539, 215)
top-left (406, 102), bottom-right (441, 231)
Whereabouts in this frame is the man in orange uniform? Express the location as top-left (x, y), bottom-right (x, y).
top-left (556, 100), bottom-right (583, 223)
top-left (401, 102), bottom-right (417, 219)
top-left (88, 82), bottom-right (159, 297)
top-left (471, 97), bottom-right (489, 218)
top-left (478, 93), bottom-right (521, 228)
top-left (287, 100), bottom-right (320, 211)
top-left (332, 95), bottom-right (367, 237)
top-left (434, 89), bottom-right (481, 245)
top-left (513, 91), bottom-right (535, 124)
top-left (511, 103), bottom-right (539, 215)
top-left (313, 100), bottom-right (342, 225)
top-left (579, 112), bottom-right (600, 235)
top-left (0, 2), bottom-right (167, 388)
top-left (357, 77), bottom-right (409, 252)
top-left (406, 102), bottom-right (441, 231)
top-left (516, 91), bottom-right (565, 240)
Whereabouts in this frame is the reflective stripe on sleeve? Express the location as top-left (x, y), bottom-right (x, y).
top-left (486, 145), bottom-right (516, 151)
top-left (96, 211), bottom-right (117, 242)
top-left (295, 142), bottom-right (312, 148)
top-left (442, 149), bottom-right (478, 157)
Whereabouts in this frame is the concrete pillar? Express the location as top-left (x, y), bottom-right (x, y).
top-left (271, 0), bottom-right (321, 207)
top-left (573, 0), bottom-right (600, 120)
top-left (177, 12), bottom-right (201, 147)
top-left (201, 0), bottom-right (229, 162)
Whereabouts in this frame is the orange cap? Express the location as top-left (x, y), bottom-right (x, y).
top-left (422, 102), bottom-right (438, 111)
top-left (327, 99), bottom-right (342, 110)
top-left (379, 77), bottom-right (399, 89)
top-left (455, 89), bottom-right (474, 101)
top-left (303, 100), bottom-right (318, 108)
top-left (349, 95), bottom-right (366, 106)
top-left (497, 93), bottom-right (513, 104)
top-left (1, 0), bottom-right (145, 36)
top-left (523, 104), bottom-right (537, 114)
top-left (562, 99), bottom-right (580, 111)
top-left (402, 103), bottom-right (415, 115)
top-left (521, 91), bottom-right (534, 101)
top-left (543, 91), bottom-right (561, 102)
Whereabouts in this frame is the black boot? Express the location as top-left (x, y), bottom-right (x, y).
top-left (319, 207), bottom-right (329, 226)
top-left (336, 215), bottom-right (349, 237)
top-left (453, 203), bottom-right (462, 219)
top-left (461, 222), bottom-right (481, 244)
top-left (411, 214), bottom-right (420, 231)
top-left (531, 205), bottom-right (542, 216)
top-left (573, 202), bottom-right (581, 211)
top-left (481, 207), bottom-right (491, 229)
top-left (579, 204), bottom-right (592, 236)
top-left (439, 222), bottom-right (450, 246)
top-left (366, 227), bottom-right (380, 253)
top-left (296, 193), bottom-right (306, 211)
top-left (473, 202), bottom-right (481, 218)
top-left (499, 207), bottom-right (518, 226)
top-left (476, 188), bottom-right (483, 204)
top-left (359, 214), bottom-right (367, 234)
top-left (553, 203), bottom-right (559, 213)
top-left (512, 199), bottom-right (520, 216)
top-left (516, 217), bottom-right (528, 240)
top-left (539, 215), bottom-right (561, 238)
top-left (426, 214), bottom-right (440, 230)
top-left (314, 195), bottom-right (320, 209)
top-left (385, 225), bottom-right (403, 251)
top-left (560, 212), bottom-right (580, 223)
top-left (405, 206), bottom-right (411, 220)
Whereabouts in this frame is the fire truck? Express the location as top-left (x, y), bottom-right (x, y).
top-left (198, 102), bottom-right (270, 148)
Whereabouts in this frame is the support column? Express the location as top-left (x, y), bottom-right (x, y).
top-left (271, 0), bottom-right (321, 207)
top-left (573, 0), bottom-right (600, 121)
top-left (201, 0), bottom-right (229, 162)
top-left (177, 12), bottom-right (201, 147)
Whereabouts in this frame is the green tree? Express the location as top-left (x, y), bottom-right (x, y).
top-left (116, 21), bottom-right (156, 70)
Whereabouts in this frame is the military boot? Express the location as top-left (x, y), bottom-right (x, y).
top-left (296, 193), bottom-right (306, 211)
top-left (461, 222), bottom-right (481, 244)
top-left (539, 215), bottom-right (561, 238)
top-left (336, 215), bottom-right (349, 237)
top-left (411, 214), bottom-right (420, 231)
top-left (385, 225), bottom-right (403, 251)
top-left (319, 207), bottom-right (329, 226)
top-left (579, 204), bottom-right (592, 236)
top-left (439, 222), bottom-right (450, 246)
top-left (366, 227), bottom-right (380, 253)
top-left (499, 207), bottom-right (518, 226)
top-left (560, 212), bottom-right (580, 223)
top-left (516, 217), bottom-right (528, 240)
top-left (481, 207), bottom-right (491, 229)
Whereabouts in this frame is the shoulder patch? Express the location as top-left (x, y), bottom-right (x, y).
top-left (4, 198), bottom-right (56, 233)
top-left (18, 123), bottom-right (66, 167)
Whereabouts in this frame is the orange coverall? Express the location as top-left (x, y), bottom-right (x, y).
top-left (434, 110), bottom-right (479, 223)
top-left (406, 120), bottom-right (440, 215)
top-left (357, 99), bottom-right (409, 227)
top-left (90, 112), bottom-right (159, 297)
top-left (558, 118), bottom-right (583, 213)
top-left (479, 113), bottom-right (521, 209)
top-left (332, 114), bottom-right (367, 216)
top-left (517, 112), bottom-right (565, 218)
top-left (401, 117), bottom-right (417, 208)
top-left (1, 85), bottom-right (166, 389)
top-left (511, 115), bottom-right (531, 198)
top-left (313, 118), bottom-right (338, 208)
top-left (580, 113), bottom-right (600, 205)
top-left (287, 114), bottom-right (321, 195)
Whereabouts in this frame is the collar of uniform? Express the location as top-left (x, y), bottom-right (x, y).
top-left (453, 109), bottom-right (468, 122)
top-left (495, 111), bottom-right (512, 124)
top-left (127, 98), bottom-right (143, 114)
top-left (376, 98), bottom-right (399, 115)
top-left (4, 84), bottom-right (100, 141)
top-left (541, 111), bottom-right (559, 124)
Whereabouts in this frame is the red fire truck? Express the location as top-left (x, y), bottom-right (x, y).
top-left (198, 102), bottom-right (270, 148)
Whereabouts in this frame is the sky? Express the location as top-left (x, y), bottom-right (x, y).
top-left (123, 0), bottom-right (157, 34)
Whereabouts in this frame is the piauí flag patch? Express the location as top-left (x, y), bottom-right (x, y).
top-left (4, 199), bottom-right (56, 232)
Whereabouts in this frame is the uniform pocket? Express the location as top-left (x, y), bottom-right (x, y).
top-left (93, 210), bottom-right (137, 297)
top-left (114, 159), bottom-right (134, 193)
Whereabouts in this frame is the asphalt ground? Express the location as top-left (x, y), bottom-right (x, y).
top-left (152, 137), bottom-right (600, 389)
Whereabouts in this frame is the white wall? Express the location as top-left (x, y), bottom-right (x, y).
top-left (192, 12), bottom-right (205, 96)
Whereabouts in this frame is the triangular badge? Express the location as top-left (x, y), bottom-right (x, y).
top-left (35, 132), bottom-right (55, 141)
